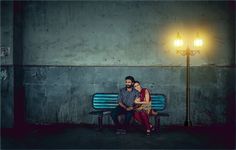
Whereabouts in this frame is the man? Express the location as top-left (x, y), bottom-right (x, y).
top-left (111, 76), bottom-right (139, 134)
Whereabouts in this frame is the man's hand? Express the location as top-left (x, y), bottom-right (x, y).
top-left (134, 98), bottom-right (141, 103)
top-left (126, 106), bottom-right (133, 111)
top-left (133, 104), bottom-right (141, 109)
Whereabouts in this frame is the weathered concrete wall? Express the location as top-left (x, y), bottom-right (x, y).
top-left (1, 1), bottom-right (14, 128)
top-left (23, 1), bottom-right (235, 66)
top-left (1, 1), bottom-right (13, 65)
top-left (1, 66), bottom-right (14, 128)
top-left (23, 66), bottom-right (235, 125)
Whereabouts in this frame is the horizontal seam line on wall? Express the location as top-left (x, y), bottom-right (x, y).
top-left (1, 64), bottom-right (236, 68)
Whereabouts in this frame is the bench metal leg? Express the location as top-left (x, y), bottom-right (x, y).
top-left (157, 116), bottom-right (160, 132)
top-left (155, 115), bottom-right (160, 133)
top-left (98, 115), bottom-right (103, 130)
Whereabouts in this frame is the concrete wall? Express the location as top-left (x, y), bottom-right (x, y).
top-left (1, 66), bottom-right (14, 128)
top-left (1, 1), bottom-right (235, 127)
top-left (23, 1), bottom-right (234, 66)
top-left (23, 66), bottom-right (235, 126)
top-left (1, 1), bottom-right (14, 128)
top-left (1, 1), bottom-right (13, 65)
top-left (1, 1), bottom-right (24, 128)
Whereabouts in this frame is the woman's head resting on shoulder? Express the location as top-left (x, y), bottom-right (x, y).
top-left (134, 81), bottom-right (142, 92)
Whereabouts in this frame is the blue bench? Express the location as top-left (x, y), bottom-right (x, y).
top-left (89, 93), bottom-right (169, 132)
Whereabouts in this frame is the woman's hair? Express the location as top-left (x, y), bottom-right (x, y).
top-left (134, 80), bottom-right (140, 84)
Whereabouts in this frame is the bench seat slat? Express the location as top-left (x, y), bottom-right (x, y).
top-left (94, 104), bottom-right (118, 106)
top-left (93, 106), bottom-right (116, 109)
top-left (94, 99), bottom-right (117, 101)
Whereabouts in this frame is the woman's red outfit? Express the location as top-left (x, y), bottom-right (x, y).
top-left (133, 88), bottom-right (152, 131)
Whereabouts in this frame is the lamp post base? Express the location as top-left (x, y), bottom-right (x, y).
top-left (184, 120), bottom-right (192, 126)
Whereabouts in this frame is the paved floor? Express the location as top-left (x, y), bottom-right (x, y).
top-left (1, 124), bottom-right (235, 149)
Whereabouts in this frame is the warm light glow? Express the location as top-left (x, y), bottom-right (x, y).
top-left (174, 39), bottom-right (184, 47)
top-left (194, 38), bottom-right (203, 47)
top-left (194, 32), bottom-right (203, 47)
top-left (174, 33), bottom-right (184, 47)
top-left (163, 25), bottom-right (211, 65)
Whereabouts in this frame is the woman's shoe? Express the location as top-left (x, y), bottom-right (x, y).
top-left (151, 110), bottom-right (158, 115)
top-left (150, 125), bottom-right (155, 131)
top-left (146, 130), bottom-right (151, 136)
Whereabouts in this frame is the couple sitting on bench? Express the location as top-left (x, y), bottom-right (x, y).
top-left (111, 76), bottom-right (158, 136)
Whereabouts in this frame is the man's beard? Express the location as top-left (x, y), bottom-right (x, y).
top-left (126, 85), bottom-right (132, 88)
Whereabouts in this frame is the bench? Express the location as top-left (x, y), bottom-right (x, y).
top-left (89, 93), bottom-right (169, 132)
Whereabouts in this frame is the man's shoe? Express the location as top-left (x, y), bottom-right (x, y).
top-left (116, 129), bottom-right (121, 134)
top-left (120, 129), bottom-right (126, 135)
top-left (116, 129), bottom-right (126, 134)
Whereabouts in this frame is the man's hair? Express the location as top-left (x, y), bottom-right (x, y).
top-left (125, 76), bottom-right (135, 83)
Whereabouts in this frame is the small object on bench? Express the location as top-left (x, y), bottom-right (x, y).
top-left (89, 93), bottom-right (169, 132)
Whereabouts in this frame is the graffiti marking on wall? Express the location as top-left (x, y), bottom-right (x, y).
top-left (1, 69), bottom-right (7, 80)
top-left (0, 47), bottom-right (10, 57)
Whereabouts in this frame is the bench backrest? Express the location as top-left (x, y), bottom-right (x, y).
top-left (92, 93), bottom-right (167, 111)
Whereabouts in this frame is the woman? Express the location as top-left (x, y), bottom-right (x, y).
top-left (133, 81), bottom-right (157, 135)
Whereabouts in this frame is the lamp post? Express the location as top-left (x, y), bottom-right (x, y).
top-left (174, 32), bottom-right (203, 126)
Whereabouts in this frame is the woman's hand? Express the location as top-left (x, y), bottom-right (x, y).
top-left (126, 106), bottom-right (133, 111)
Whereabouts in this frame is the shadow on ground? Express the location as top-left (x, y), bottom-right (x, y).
top-left (1, 123), bottom-right (235, 149)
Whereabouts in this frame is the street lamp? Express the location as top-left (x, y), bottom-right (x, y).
top-left (174, 32), bottom-right (203, 126)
